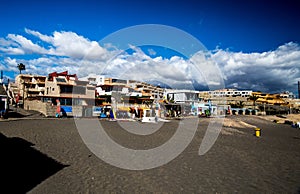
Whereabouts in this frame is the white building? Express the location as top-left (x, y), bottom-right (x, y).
top-left (206, 89), bottom-right (252, 98)
top-left (79, 74), bottom-right (105, 86)
top-left (164, 89), bottom-right (200, 103)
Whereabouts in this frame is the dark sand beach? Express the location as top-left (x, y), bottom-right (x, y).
top-left (0, 115), bottom-right (299, 193)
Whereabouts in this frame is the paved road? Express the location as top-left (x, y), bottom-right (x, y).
top-left (0, 116), bottom-right (299, 193)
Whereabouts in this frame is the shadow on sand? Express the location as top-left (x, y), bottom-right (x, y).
top-left (0, 133), bottom-right (68, 193)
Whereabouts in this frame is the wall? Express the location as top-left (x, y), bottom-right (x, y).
top-left (24, 99), bottom-right (88, 117)
top-left (45, 81), bottom-right (60, 96)
top-left (24, 99), bottom-right (56, 117)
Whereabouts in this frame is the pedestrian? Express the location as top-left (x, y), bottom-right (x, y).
top-left (56, 99), bottom-right (61, 118)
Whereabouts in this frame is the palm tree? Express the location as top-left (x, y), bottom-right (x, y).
top-left (248, 94), bottom-right (259, 110)
top-left (17, 63), bottom-right (25, 74)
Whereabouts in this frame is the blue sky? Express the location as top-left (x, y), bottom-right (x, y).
top-left (0, 0), bottom-right (300, 94)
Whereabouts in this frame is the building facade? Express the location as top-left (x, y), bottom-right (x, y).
top-left (11, 71), bottom-right (95, 117)
top-left (14, 74), bottom-right (46, 106)
top-left (202, 89), bottom-right (252, 98)
top-left (0, 85), bottom-right (8, 118)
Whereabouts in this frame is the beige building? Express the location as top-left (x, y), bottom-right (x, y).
top-left (11, 71), bottom-right (95, 117)
top-left (199, 89), bottom-right (252, 98)
top-left (128, 80), bottom-right (164, 99)
top-left (14, 74), bottom-right (46, 103)
top-left (251, 92), bottom-right (287, 105)
top-left (42, 71), bottom-right (95, 107)
top-left (82, 75), bottom-right (165, 106)
top-left (199, 89), bottom-right (253, 108)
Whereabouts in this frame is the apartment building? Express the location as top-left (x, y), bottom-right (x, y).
top-left (11, 71), bottom-right (95, 117)
top-left (82, 75), bottom-right (164, 105)
top-left (164, 89), bottom-right (200, 103)
top-left (14, 74), bottom-right (46, 104)
top-left (252, 92), bottom-right (287, 105)
top-left (128, 80), bottom-right (164, 99)
top-left (43, 71), bottom-right (95, 106)
top-left (204, 89), bottom-right (252, 98)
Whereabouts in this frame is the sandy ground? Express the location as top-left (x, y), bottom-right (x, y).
top-left (0, 115), bottom-right (300, 193)
top-left (257, 114), bottom-right (300, 124)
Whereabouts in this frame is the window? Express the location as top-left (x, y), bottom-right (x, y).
top-left (145, 110), bottom-right (151, 117)
top-left (42, 97), bottom-right (52, 103)
top-left (73, 86), bottom-right (86, 95)
top-left (56, 77), bottom-right (67, 83)
top-left (112, 79), bottom-right (126, 84)
top-left (60, 86), bottom-right (73, 93)
top-left (60, 98), bottom-right (72, 105)
top-left (72, 98), bottom-right (83, 105)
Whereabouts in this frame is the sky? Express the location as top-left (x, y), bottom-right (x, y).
top-left (0, 0), bottom-right (299, 95)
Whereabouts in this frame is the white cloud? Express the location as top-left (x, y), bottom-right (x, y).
top-left (103, 47), bottom-right (194, 89)
top-left (0, 47), bottom-right (25, 55)
top-left (7, 34), bottom-right (48, 54)
top-left (190, 51), bottom-right (225, 89)
top-left (25, 29), bottom-right (110, 60)
top-left (0, 38), bottom-right (18, 47)
top-left (0, 57), bottom-right (19, 73)
top-left (25, 28), bottom-right (53, 42)
top-left (211, 42), bottom-right (300, 92)
top-left (48, 31), bottom-right (108, 60)
top-left (0, 29), bottom-right (112, 61)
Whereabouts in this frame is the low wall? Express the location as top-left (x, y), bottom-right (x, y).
top-left (24, 100), bottom-right (56, 117)
top-left (24, 100), bottom-right (94, 117)
top-left (70, 106), bottom-right (83, 117)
